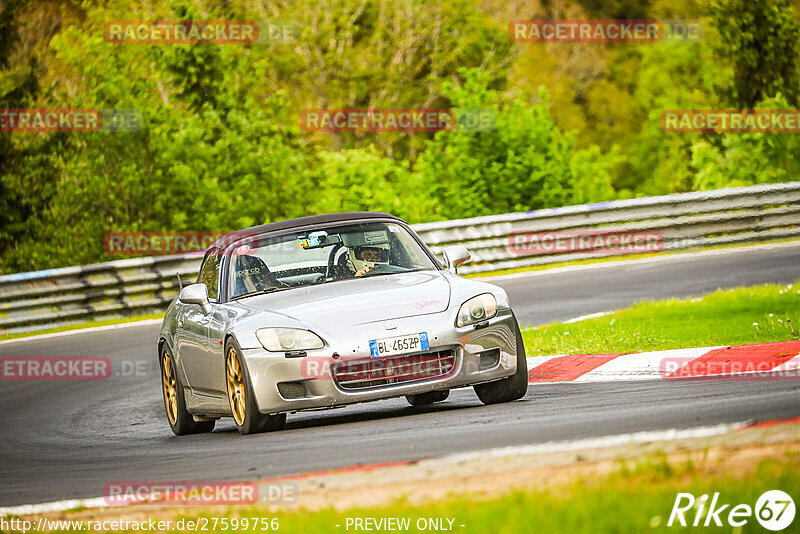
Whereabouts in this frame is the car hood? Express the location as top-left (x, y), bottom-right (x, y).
top-left (231, 271), bottom-right (451, 327)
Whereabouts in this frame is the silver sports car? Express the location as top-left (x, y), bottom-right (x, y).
top-left (158, 212), bottom-right (528, 435)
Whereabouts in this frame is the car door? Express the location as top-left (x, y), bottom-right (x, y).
top-left (178, 250), bottom-right (226, 397)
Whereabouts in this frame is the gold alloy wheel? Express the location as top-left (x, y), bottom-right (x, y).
top-left (161, 350), bottom-right (178, 425)
top-left (226, 347), bottom-right (246, 426)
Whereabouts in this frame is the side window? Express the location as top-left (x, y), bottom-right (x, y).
top-left (197, 250), bottom-right (221, 301)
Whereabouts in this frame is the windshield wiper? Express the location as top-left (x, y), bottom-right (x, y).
top-left (230, 286), bottom-right (292, 301)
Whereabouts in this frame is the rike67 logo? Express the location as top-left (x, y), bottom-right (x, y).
top-left (668, 490), bottom-right (795, 530)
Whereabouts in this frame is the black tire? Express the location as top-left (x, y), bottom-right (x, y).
top-left (160, 345), bottom-right (215, 436)
top-left (225, 339), bottom-right (287, 435)
top-left (473, 315), bottom-right (529, 405)
top-left (406, 390), bottom-right (450, 406)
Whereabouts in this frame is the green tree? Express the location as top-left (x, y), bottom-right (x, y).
top-left (289, 0), bottom-right (512, 161)
top-left (308, 148), bottom-right (436, 223)
top-left (1, 1), bottom-right (317, 269)
top-left (712, 0), bottom-right (800, 107)
top-left (628, 21), bottom-right (730, 195)
top-left (690, 94), bottom-right (800, 190)
top-left (415, 70), bottom-right (618, 219)
top-left (0, 1), bottom-right (82, 272)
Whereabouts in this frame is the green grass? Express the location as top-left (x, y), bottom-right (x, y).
top-left (15, 443), bottom-right (800, 533)
top-left (522, 281), bottom-right (800, 356)
top-left (153, 450), bottom-right (798, 534)
top-left (0, 313), bottom-right (164, 341)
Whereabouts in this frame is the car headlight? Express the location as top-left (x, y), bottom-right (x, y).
top-left (456, 293), bottom-right (497, 327)
top-left (256, 328), bottom-right (325, 352)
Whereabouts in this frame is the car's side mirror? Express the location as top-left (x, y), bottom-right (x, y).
top-left (442, 245), bottom-right (471, 274)
top-left (179, 283), bottom-right (212, 315)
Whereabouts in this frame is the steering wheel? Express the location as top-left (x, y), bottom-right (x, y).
top-left (356, 262), bottom-right (392, 277)
top-left (326, 244), bottom-right (349, 280)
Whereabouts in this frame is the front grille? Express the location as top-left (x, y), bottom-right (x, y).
top-left (332, 350), bottom-right (456, 390)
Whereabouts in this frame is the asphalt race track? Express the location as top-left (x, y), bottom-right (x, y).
top-left (1, 243), bottom-right (799, 507)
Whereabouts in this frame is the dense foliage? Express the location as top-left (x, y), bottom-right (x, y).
top-left (1, 0), bottom-right (799, 272)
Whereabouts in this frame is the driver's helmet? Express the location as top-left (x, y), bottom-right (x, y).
top-left (348, 243), bottom-right (390, 273)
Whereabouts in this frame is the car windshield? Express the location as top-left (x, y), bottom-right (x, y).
top-left (227, 221), bottom-right (438, 299)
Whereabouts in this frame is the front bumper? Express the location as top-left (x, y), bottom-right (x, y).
top-left (242, 308), bottom-right (518, 414)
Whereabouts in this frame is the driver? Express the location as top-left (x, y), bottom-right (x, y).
top-left (349, 243), bottom-right (390, 277)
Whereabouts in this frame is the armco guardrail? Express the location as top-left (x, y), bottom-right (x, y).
top-left (1, 182), bottom-right (799, 335)
top-left (415, 181), bottom-right (800, 274)
top-left (0, 255), bottom-right (203, 335)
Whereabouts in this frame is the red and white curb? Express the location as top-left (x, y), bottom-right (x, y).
top-left (526, 341), bottom-right (800, 383)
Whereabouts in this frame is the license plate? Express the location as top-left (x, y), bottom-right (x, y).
top-left (369, 332), bottom-right (429, 358)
